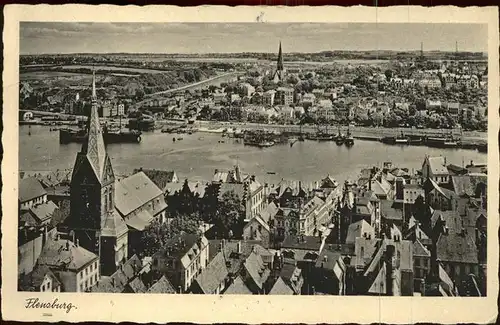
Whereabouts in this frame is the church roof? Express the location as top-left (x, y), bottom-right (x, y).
top-left (101, 208), bottom-right (128, 238)
top-left (80, 70), bottom-right (109, 184)
top-left (114, 172), bottom-right (164, 217)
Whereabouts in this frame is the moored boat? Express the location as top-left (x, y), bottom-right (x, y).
top-left (344, 127), bottom-right (354, 147)
top-left (477, 143), bottom-right (487, 153)
top-left (258, 141), bottom-right (275, 148)
top-left (60, 127), bottom-right (141, 144)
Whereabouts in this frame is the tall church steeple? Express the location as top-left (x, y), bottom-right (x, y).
top-left (273, 41), bottom-right (285, 83)
top-left (277, 41), bottom-right (284, 71)
top-left (68, 68), bottom-right (127, 276)
top-left (81, 69), bottom-right (108, 182)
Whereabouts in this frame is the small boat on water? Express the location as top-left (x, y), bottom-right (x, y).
top-left (426, 133), bottom-right (460, 148)
top-left (344, 127), bottom-right (354, 147)
top-left (408, 136), bottom-right (423, 145)
top-left (316, 133), bottom-right (336, 141)
top-left (177, 137), bottom-right (183, 141)
top-left (258, 141), bottom-right (275, 148)
top-left (395, 135), bottom-right (409, 145)
top-left (335, 126), bottom-right (344, 145)
top-left (267, 171), bottom-right (276, 175)
top-left (477, 143), bottom-right (487, 153)
top-left (443, 140), bottom-right (459, 148)
top-left (394, 131), bottom-right (410, 145)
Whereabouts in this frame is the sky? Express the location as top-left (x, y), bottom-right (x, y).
top-left (20, 22), bottom-right (488, 55)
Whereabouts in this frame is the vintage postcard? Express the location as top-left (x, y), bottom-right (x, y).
top-left (2, 4), bottom-right (499, 324)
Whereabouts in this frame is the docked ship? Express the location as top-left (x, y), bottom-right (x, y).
top-left (316, 132), bottom-right (336, 141)
top-left (335, 126), bottom-right (345, 145)
top-left (344, 127), bottom-right (354, 147)
top-left (243, 130), bottom-right (277, 147)
top-left (477, 143), bottom-right (487, 153)
top-left (60, 126), bottom-right (141, 144)
top-left (128, 116), bottom-right (155, 132)
top-left (425, 133), bottom-right (460, 148)
top-left (382, 132), bottom-right (410, 145)
top-left (257, 141), bottom-right (275, 148)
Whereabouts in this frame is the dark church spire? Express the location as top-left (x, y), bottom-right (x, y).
top-left (81, 69), bottom-right (107, 183)
top-left (277, 41), bottom-right (284, 71)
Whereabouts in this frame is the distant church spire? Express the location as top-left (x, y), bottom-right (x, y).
top-left (81, 68), bottom-right (107, 183)
top-left (273, 41), bottom-right (285, 83)
top-left (277, 41), bottom-right (284, 71)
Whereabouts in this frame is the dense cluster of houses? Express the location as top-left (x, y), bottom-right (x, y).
top-left (20, 44), bottom-right (488, 132)
top-left (18, 152), bottom-right (487, 296)
top-left (136, 52), bottom-right (487, 127)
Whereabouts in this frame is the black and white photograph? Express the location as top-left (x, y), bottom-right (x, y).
top-left (2, 4), bottom-right (499, 324)
top-left (16, 20), bottom-right (491, 297)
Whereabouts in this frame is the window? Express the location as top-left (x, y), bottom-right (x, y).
top-left (108, 192), bottom-right (113, 210)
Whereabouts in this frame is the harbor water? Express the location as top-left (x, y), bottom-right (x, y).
top-left (20, 125), bottom-right (487, 185)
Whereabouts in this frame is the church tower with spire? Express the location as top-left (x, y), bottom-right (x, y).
top-left (273, 41), bottom-right (285, 83)
top-left (67, 69), bottom-right (128, 276)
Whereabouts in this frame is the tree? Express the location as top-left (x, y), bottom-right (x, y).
top-left (139, 216), bottom-right (202, 257)
top-left (135, 89), bottom-right (145, 101)
top-left (170, 179), bottom-right (196, 216)
top-left (371, 111), bottom-right (384, 126)
top-left (355, 111), bottom-right (370, 126)
top-left (210, 190), bottom-right (245, 239)
top-left (384, 69), bottom-right (393, 81)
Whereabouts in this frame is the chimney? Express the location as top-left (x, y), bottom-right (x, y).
top-left (76, 239), bottom-right (80, 247)
top-left (237, 241), bottom-right (242, 254)
top-left (323, 255), bottom-right (328, 262)
top-left (66, 240), bottom-right (70, 251)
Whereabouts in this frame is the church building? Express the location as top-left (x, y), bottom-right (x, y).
top-left (66, 70), bottom-right (128, 277)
